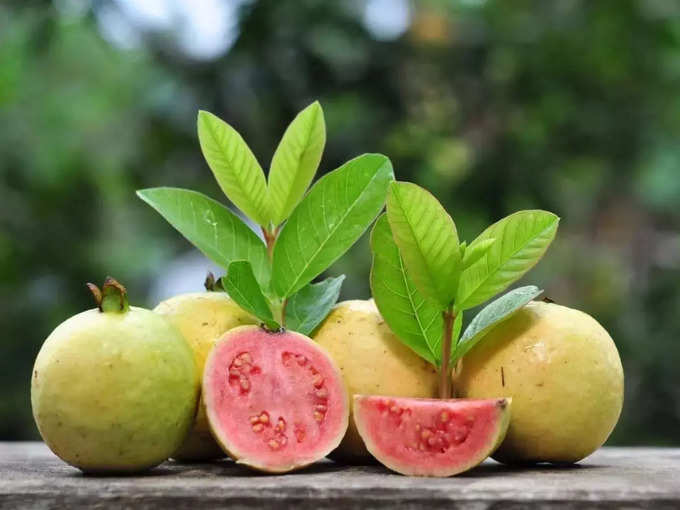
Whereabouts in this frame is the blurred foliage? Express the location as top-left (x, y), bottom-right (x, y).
top-left (1, 0), bottom-right (679, 445)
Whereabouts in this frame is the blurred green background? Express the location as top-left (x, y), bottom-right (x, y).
top-left (1, 0), bottom-right (679, 445)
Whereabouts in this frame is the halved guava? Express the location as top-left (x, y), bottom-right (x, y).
top-left (354, 395), bottom-right (511, 477)
top-left (203, 325), bottom-right (349, 472)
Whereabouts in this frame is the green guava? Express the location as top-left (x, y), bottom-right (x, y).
top-left (203, 325), bottom-right (349, 473)
top-left (454, 301), bottom-right (624, 464)
top-left (313, 300), bottom-right (438, 463)
top-left (31, 278), bottom-right (199, 473)
top-left (154, 291), bottom-right (256, 461)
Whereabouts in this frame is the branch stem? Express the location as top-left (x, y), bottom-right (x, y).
top-left (439, 305), bottom-right (456, 399)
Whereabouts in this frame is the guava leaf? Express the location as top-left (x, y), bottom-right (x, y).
top-left (386, 181), bottom-right (461, 308)
top-left (462, 238), bottom-right (495, 269)
top-left (197, 111), bottom-right (270, 226)
top-left (136, 188), bottom-right (270, 288)
top-left (285, 275), bottom-right (344, 336)
top-left (221, 260), bottom-right (279, 331)
top-left (456, 210), bottom-right (559, 310)
top-left (453, 285), bottom-right (543, 362)
top-left (272, 153), bottom-right (394, 298)
top-left (370, 214), bottom-right (441, 366)
top-left (268, 101), bottom-right (326, 226)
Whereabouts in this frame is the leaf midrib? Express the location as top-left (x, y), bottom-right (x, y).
top-left (204, 115), bottom-right (265, 215)
top-left (390, 186), bottom-right (440, 299)
top-left (273, 105), bottom-right (320, 216)
top-left (398, 253), bottom-right (438, 363)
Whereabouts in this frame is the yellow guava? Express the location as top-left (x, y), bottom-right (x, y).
top-left (31, 279), bottom-right (199, 473)
top-left (313, 300), bottom-right (438, 462)
top-left (453, 301), bottom-right (624, 464)
top-left (154, 291), bottom-right (257, 460)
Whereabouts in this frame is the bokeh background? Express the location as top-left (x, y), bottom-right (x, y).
top-left (2, 0), bottom-right (679, 445)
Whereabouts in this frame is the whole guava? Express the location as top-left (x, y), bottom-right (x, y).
top-left (454, 300), bottom-right (624, 464)
top-left (31, 278), bottom-right (199, 473)
top-left (313, 300), bottom-right (438, 462)
top-left (155, 291), bottom-right (256, 461)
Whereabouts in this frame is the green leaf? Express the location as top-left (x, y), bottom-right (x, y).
top-left (221, 260), bottom-right (280, 331)
top-left (197, 111), bottom-right (270, 226)
top-left (456, 210), bottom-right (559, 310)
top-left (454, 285), bottom-right (543, 362)
top-left (285, 275), bottom-right (344, 335)
top-left (272, 153), bottom-right (394, 298)
top-left (386, 181), bottom-right (461, 308)
top-left (268, 101), bottom-right (326, 226)
top-left (370, 215), bottom-right (441, 366)
top-left (137, 188), bottom-right (270, 288)
top-left (462, 238), bottom-right (495, 268)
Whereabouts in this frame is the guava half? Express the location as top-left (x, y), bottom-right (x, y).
top-left (154, 291), bottom-right (256, 461)
top-left (203, 325), bottom-right (349, 472)
top-left (313, 300), bottom-right (438, 462)
top-left (354, 395), bottom-right (511, 477)
top-left (454, 301), bottom-right (623, 464)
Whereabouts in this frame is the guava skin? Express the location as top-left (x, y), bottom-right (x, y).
top-left (313, 300), bottom-right (438, 463)
top-left (454, 301), bottom-right (624, 464)
top-left (31, 306), bottom-right (199, 473)
top-left (154, 292), bottom-right (257, 461)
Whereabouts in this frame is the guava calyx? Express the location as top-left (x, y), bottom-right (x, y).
top-left (86, 276), bottom-right (129, 313)
top-left (203, 271), bottom-right (224, 292)
top-left (203, 325), bottom-right (349, 472)
top-left (354, 395), bottom-right (511, 477)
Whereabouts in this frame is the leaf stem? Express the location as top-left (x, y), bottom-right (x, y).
top-left (439, 305), bottom-right (456, 399)
top-left (280, 298), bottom-right (288, 327)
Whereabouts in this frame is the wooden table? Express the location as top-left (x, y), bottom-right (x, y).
top-left (0, 442), bottom-right (678, 509)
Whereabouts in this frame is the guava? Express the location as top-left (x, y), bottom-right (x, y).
top-left (313, 300), bottom-right (438, 462)
top-left (31, 278), bottom-right (199, 473)
top-left (203, 325), bottom-right (349, 473)
top-left (453, 301), bottom-right (624, 464)
top-left (154, 290), bottom-right (257, 461)
top-left (354, 395), bottom-right (511, 477)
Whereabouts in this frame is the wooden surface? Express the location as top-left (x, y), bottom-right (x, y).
top-left (0, 442), bottom-right (678, 509)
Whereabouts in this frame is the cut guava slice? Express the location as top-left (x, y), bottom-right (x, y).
top-left (354, 395), bottom-right (511, 477)
top-left (203, 325), bottom-right (349, 472)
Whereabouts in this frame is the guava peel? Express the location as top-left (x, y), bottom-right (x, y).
top-left (313, 300), bottom-right (438, 462)
top-left (454, 301), bottom-right (624, 464)
top-left (354, 395), bottom-right (511, 477)
top-left (154, 291), bottom-right (257, 461)
top-left (203, 325), bottom-right (349, 473)
top-left (31, 278), bottom-right (199, 473)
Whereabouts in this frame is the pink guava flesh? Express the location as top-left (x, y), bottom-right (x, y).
top-left (203, 326), bottom-right (349, 472)
top-left (354, 395), bottom-right (511, 477)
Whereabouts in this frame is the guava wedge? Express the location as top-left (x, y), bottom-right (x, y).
top-left (354, 395), bottom-right (511, 477)
top-left (203, 325), bottom-right (349, 473)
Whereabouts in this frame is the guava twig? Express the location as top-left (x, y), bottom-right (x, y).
top-left (439, 306), bottom-right (455, 399)
top-left (262, 227), bottom-right (276, 260)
